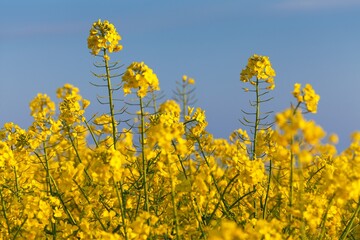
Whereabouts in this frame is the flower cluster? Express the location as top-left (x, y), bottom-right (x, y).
top-left (182, 75), bottom-right (195, 85)
top-left (147, 100), bottom-right (185, 151)
top-left (57, 84), bottom-right (89, 125)
top-left (122, 61), bottom-right (160, 98)
top-left (87, 19), bottom-right (123, 57)
top-left (29, 93), bottom-right (55, 123)
top-left (240, 54), bottom-right (276, 90)
top-left (293, 83), bottom-right (320, 113)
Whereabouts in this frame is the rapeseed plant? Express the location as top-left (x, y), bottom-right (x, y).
top-left (0, 19), bottom-right (360, 239)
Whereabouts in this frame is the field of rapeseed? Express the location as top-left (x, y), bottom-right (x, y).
top-left (1, 19), bottom-right (360, 239)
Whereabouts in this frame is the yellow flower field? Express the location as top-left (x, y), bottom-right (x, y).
top-left (1, 19), bottom-right (359, 239)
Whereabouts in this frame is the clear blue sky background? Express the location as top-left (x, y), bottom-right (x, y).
top-left (1, 0), bottom-right (360, 151)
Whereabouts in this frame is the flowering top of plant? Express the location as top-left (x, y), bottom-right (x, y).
top-left (57, 84), bottom-right (88, 124)
top-left (182, 75), bottom-right (195, 85)
top-left (122, 61), bottom-right (160, 98)
top-left (87, 19), bottom-right (123, 57)
top-left (29, 93), bottom-right (55, 122)
top-left (293, 83), bottom-right (320, 113)
top-left (147, 100), bottom-right (185, 151)
top-left (240, 54), bottom-right (276, 90)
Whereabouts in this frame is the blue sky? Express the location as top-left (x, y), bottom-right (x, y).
top-left (1, 0), bottom-right (360, 151)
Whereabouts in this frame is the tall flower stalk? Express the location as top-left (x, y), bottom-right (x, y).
top-left (122, 62), bottom-right (160, 214)
top-left (240, 54), bottom-right (276, 160)
top-left (173, 75), bottom-right (197, 122)
top-left (87, 19), bottom-right (129, 239)
top-left (87, 19), bottom-right (123, 148)
top-left (240, 54), bottom-right (276, 219)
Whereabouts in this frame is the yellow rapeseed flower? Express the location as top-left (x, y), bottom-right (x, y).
top-left (292, 83), bottom-right (320, 113)
top-left (29, 93), bottom-right (56, 122)
top-left (303, 84), bottom-right (320, 113)
top-left (240, 54), bottom-right (276, 90)
top-left (122, 61), bottom-right (160, 98)
top-left (87, 19), bottom-right (122, 57)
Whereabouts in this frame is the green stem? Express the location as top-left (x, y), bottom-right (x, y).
top-left (51, 220), bottom-right (57, 240)
top-left (251, 77), bottom-right (260, 219)
top-left (43, 142), bottom-right (53, 196)
top-left (103, 49), bottom-right (118, 149)
top-left (171, 140), bottom-right (188, 180)
top-left (289, 146), bottom-right (294, 224)
top-left (339, 197), bottom-right (360, 240)
top-left (114, 180), bottom-right (129, 240)
top-left (289, 106), bottom-right (300, 226)
top-left (252, 77), bottom-right (260, 160)
top-left (299, 161), bottom-right (305, 239)
top-left (35, 150), bottom-right (77, 226)
top-left (102, 49), bottom-right (128, 238)
top-left (13, 216), bottom-right (27, 239)
top-left (13, 167), bottom-right (19, 196)
top-left (318, 194), bottom-right (335, 240)
top-left (293, 101), bottom-right (301, 115)
top-left (84, 119), bottom-right (99, 148)
top-left (65, 124), bottom-right (92, 182)
top-left (151, 92), bottom-right (158, 113)
top-left (73, 179), bottom-right (107, 231)
top-left (195, 137), bottom-right (234, 221)
top-left (209, 173), bottom-right (240, 222)
top-left (139, 96), bottom-right (149, 212)
top-left (263, 159), bottom-right (272, 220)
top-left (0, 188), bottom-right (11, 236)
top-left (191, 195), bottom-right (206, 238)
top-left (182, 81), bottom-right (187, 122)
top-left (49, 174), bottom-right (77, 225)
top-left (169, 162), bottom-right (180, 240)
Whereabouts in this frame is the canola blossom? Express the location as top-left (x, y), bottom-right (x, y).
top-left (122, 61), bottom-right (160, 98)
top-left (293, 83), bottom-right (321, 113)
top-left (87, 19), bottom-right (123, 57)
top-left (1, 19), bottom-right (360, 240)
top-left (240, 54), bottom-right (276, 90)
